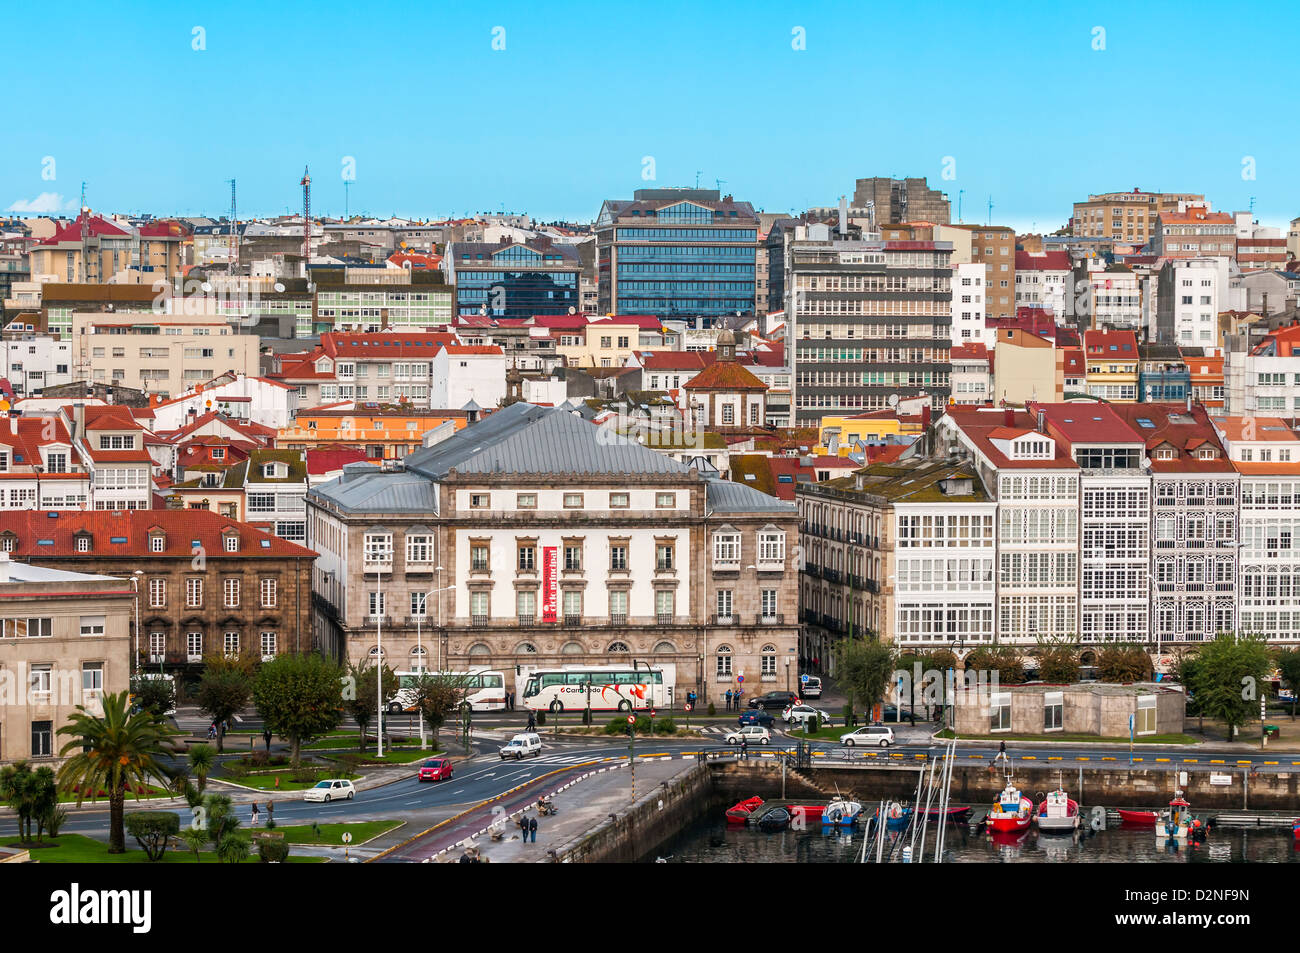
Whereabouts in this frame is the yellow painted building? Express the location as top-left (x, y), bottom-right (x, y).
top-left (1083, 329), bottom-right (1139, 403)
top-left (817, 411), bottom-right (921, 456)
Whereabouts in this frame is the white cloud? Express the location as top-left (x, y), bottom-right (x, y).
top-left (6, 192), bottom-right (73, 214)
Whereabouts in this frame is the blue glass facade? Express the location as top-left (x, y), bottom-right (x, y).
top-left (452, 244), bottom-right (579, 319)
top-left (597, 193), bottom-right (758, 319)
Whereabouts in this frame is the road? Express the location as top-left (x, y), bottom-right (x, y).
top-left (10, 717), bottom-right (1297, 849)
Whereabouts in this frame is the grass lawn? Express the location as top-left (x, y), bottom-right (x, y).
top-left (326, 748), bottom-right (443, 766)
top-left (934, 729), bottom-right (1200, 745)
top-left (60, 784), bottom-right (173, 804)
top-left (270, 820), bottom-right (403, 846)
top-left (304, 734), bottom-right (428, 751)
top-left (222, 769), bottom-right (359, 791)
top-left (13, 833), bottom-right (323, 863)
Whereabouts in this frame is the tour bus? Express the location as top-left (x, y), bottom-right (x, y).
top-left (386, 669), bottom-right (507, 713)
top-left (520, 664), bottom-right (677, 713)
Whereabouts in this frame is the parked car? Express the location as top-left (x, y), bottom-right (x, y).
top-left (798, 676), bottom-right (823, 699)
top-left (839, 725), bottom-right (895, 748)
top-left (738, 709), bottom-right (775, 728)
top-left (499, 732), bottom-right (542, 760)
top-left (724, 725), bottom-right (772, 745)
top-left (782, 704), bottom-right (833, 726)
top-left (304, 778), bottom-right (356, 802)
top-left (748, 690), bottom-right (800, 711)
top-left (418, 757), bottom-right (453, 782)
top-left (881, 704), bottom-right (913, 722)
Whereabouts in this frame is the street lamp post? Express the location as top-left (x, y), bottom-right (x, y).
top-left (785, 656), bottom-right (790, 692)
top-left (376, 557), bottom-right (388, 759)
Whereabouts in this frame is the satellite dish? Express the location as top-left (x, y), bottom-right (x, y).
top-left (888, 394), bottom-right (900, 408)
top-left (568, 306), bottom-right (576, 315)
top-left (200, 282), bottom-right (212, 293)
top-left (273, 282), bottom-right (285, 293)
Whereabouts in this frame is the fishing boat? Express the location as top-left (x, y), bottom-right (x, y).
top-left (921, 805), bottom-right (973, 824)
top-left (884, 800), bottom-right (913, 831)
top-left (986, 776), bottom-right (1033, 833)
top-left (1035, 786), bottom-right (1080, 833)
top-left (1118, 809), bottom-right (1159, 826)
top-left (789, 803), bottom-right (824, 826)
top-left (725, 796), bottom-right (763, 824)
top-left (1156, 793), bottom-right (1203, 846)
top-left (757, 807), bottom-right (791, 832)
top-left (822, 795), bottom-right (864, 827)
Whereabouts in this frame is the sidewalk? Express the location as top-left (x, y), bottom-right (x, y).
top-left (433, 757), bottom-right (693, 863)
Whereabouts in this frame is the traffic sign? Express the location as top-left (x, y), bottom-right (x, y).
top-left (341, 832), bottom-right (352, 844)
top-left (684, 703), bottom-right (693, 712)
top-left (801, 674), bottom-right (809, 684)
top-left (651, 710), bottom-right (657, 717)
top-left (737, 675), bottom-right (744, 683)
top-left (626, 715), bottom-right (636, 724)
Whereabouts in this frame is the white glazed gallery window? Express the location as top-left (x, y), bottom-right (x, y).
top-left (712, 531), bottom-right (741, 569)
top-left (757, 530), bottom-right (786, 567)
top-left (406, 534), bottom-right (433, 566)
top-left (364, 533), bottom-right (393, 568)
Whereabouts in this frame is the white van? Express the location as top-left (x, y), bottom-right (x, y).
top-left (499, 732), bottom-right (543, 760)
top-left (799, 676), bottom-right (823, 699)
top-left (838, 725), bottom-right (895, 747)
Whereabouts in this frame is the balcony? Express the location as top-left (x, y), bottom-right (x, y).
top-left (757, 613), bottom-right (784, 625)
top-left (710, 614), bottom-right (736, 626)
top-left (656, 613), bottom-right (674, 626)
top-left (823, 568), bottom-right (842, 584)
top-left (609, 613), bottom-right (627, 626)
top-left (517, 615), bottom-right (536, 627)
top-left (864, 579), bottom-right (880, 594)
top-left (366, 614), bottom-right (387, 624)
top-left (713, 559), bottom-right (741, 572)
top-left (755, 560), bottom-right (785, 572)
top-left (471, 615), bottom-right (489, 627)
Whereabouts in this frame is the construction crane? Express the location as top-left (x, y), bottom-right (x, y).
top-left (715, 178), bottom-right (726, 194)
top-left (227, 178), bottom-right (238, 274)
top-left (300, 166), bottom-right (311, 277)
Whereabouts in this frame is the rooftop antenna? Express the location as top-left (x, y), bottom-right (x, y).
top-left (695, 171), bottom-right (703, 188)
top-left (299, 166), bottom-right (312, 277)
top-left (715, 178), bottom-right (726, 194)
top-left (987, 196), bottom-right (994, 226)
top-left (957, 189), bottom-right (964, 224)
top-left (344, 180), bottom-right (350, 220)
top-left (227, 178), bottom-right (238, 275)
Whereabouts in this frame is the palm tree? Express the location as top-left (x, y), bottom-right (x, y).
top-left (188, 744), bottom-right (215, 794)
top-left (57, 690), bottom-right (176, 854)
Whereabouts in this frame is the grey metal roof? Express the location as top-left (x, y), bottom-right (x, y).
top-left (706, 477), bottom-right (796, 513)
top-left (308, 469), bottom-right (440, 515)
top-left (405, 403), bottom-right (685, 478)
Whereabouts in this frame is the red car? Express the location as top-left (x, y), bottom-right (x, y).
top-left (418, 758), bottom-right (453, 782)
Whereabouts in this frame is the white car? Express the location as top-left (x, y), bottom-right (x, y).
top-left (839, 725), bottom-right (895, 748)
top-left (782, 704), bottom-right (833, 726)
top-left (303, 778), bottom-right (356, 802)
top-left (724, 725), bottom-right (771, 745)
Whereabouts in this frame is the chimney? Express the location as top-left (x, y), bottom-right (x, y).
top-left (7, 413), bottom-right (15, 436)
top-left (1004, 405), bottom-right (1014, 427)
top-left (0, 551), bottom-right (9, 584)
top-left (838, 195), bottom-right (848, 236)
top-left (73, 402), bottom-right (85, 441)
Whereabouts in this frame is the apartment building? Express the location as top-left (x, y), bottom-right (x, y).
top-left (992, 327), bottom-right (1060, 405)
top-left (1223, 324), bottom-right (1300, 415)
top-left (0, 335), bottom-right (73, 396)
top-left (1014, 251), bottom-right (1072, 317)
top-left (595, 188), bottom-right (758, 319)
top-left (852, 177), bottom-right (951, 225)
top-left (0, 413), bottom-right (88, 510)
top-left (951, 262), bottom-right (990, 347)
top-left (0, 510), bottom-right (316, 677)
top-left (306, 402), bottom-right (800, 701)
top-left (939, 407), bottom-right (1079, 645)
top-left (0, 555), bottom-right (134, 765)
top-left (952, 225), bottom-right (1016, 319)
top-left (1079, 263), bottom-right (1142, 331)
top-left (277, 409), bottom-right (472, 461)
top-left (1151, 206), bottom-right (1238, 259)
top-left (312, 269), bottom-right (454, 334)
top-left (1071, 190), bottom-right (1205, 246)
top-left (786, 224), bottom-right (953, 424)
top-left (27, 214), bottom-right (185, 286)
top-left (950, 343), bottom-right (991, 405)
top-left (1083, 329), bottom-right (1140, 402)
top-left (225, 449), bottom-right (309, 542)
top-left (446, 239), bottom-right (581, 319)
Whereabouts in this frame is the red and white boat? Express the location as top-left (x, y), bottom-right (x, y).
top-left (986, 778), bottom-right (1033, 833)
top-left (1118, 809), bottom-right (1158, 826)
top-left (725, 796), bottom-right (763, 824)
top-left (1035, 786), bottom-right (1080, 833)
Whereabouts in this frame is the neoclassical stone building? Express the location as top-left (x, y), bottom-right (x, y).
top-left (306, 403), bottom-right (799, 706)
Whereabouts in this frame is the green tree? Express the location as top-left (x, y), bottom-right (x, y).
top-left (345, 661), bottom-right (398, 752)
top-left (965, 646), bottom-right (1026, 685)
top-left (1035, 638), bottom-right (1081, 684)
top-left (187, 744), bottom-right (215, 794)
top-left (125, 812), bottom-right (180, 861)
top-left (835, 639), bottom-right (895, 720)
top-left (180, 827), bottom-right (208, 863)
top-left (129, 676), bottom-right (176, 719)
top-left (0, 761), bottom-right (57, 843)
top-left (56, 691), bottom-right (175, 853)
top-left (195, 664), bottom-right (254, 753)
top-left (412, 672), bottom-right (470, 746)
top-left (1096, 644), bottom-right (1154, 682)
top-left (1187, 634), bottom-right (1271, 741)
top-left (1274, 648), bottom-right (1300, 721)
top-left (252, 653), bottom-right (344, 767)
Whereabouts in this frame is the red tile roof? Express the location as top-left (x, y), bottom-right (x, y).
top-left (945, 406), bottom-right (1078, 471)
top-left (683, 361), bottom-right (765, 391)
top-left (951, 343), bottom-right (989, 361)
top-left (1110, 403), bottom-right (1233, 473)
top-left (36, 214), bottom-right (129, 246)
top-left (0, 509), bottom-right (316, 559)
top-left (306, 447), bottom-right (370, 475)
top-left (1015, 250), bottom-right (1071, 271)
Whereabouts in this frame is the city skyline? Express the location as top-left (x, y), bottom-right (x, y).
top-left (4, 0), bottom-right (1298, 231)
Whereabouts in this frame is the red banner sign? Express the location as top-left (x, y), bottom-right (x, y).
top-left (542, 546), bottom-right (558, 622)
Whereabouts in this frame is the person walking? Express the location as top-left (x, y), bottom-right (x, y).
top-left (740, 737), bottom-right (748, 760)
top-left (528, 815), bottom-right (538, 843)
top-left (263, 729), bottom-right (273, 751)
top-left (265, 800), bottom-right (273, 825)
top-left (526, 709), bottom-right (536, 732)
top-left (996, 740), bottom-right (1008, 765)
top-left (250, 801), bottom-right (260, 827)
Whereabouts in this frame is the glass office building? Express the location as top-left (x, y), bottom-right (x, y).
top-left (448, 241), bottom-right (581, 319)
top-left (595, 189), bottom-right (758, 320)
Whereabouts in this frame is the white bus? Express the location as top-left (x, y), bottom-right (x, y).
top-left (520, 664), bottom-right (677, 713)
top-left (387, 669), bottom-right (507, 713)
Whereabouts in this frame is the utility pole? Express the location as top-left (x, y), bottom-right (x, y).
top-left (957, 189), bottom-right (964, 224)
top-left (227, 178), bottom-right (238, 274)
top-left (987, 196), bottom-right (994, 226)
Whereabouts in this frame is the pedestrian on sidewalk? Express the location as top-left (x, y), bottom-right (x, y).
top-left (527, 709), bottom-right (536, 732)
top-left (263, 729), bottom-right (273, 751)
top-left (996, 740), bottom-right (1008, 765)
top-left (528, 815), bottom-right (537, 843)
top-left (725, 689), bottom-right (733, 712)
top-left (740, 737), bottom-right (748, 761)
top-left (250, 801), bottom-right (260, 826)
top-left (266, 800), bottom-right (274, 825)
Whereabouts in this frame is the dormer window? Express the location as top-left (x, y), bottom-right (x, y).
top-left (262, 462), bottom-right (285, 479)
top-left (149, 533), bottom-right (165, 553)
top-left (223, 533), bottom-right (239, 553)
top-left (1155, 448), bottom-right (1176, 460)
top-left (1010, 437), bottom-right (1053, 460)
top-left (76, 535), bottom-right (90, 553)
top-left (1196, 448), bottom-right (1217, 460)
top-left (212, 447), bottom-right (225, 460)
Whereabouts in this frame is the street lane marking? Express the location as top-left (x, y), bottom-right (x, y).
top-left (1101, 757), bottom-right (1116, 761)
top-left (1210, 760), bottom-right (1225, 764)
top-left (1155, 758), bottom-right (1169, 762)
top-left (1047, 756), bottom-right (1061, 761)
top-left (1076, 757), bottom-right (1089, 761)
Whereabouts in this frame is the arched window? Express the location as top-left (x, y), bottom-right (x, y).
top-left (607, 641), bottom-right (630, 653)
top-left (653, 640), bottom-right (675, 654)
top-left (467, 642), bottom-right (491, 657)
top-left (761, 643), bottom-right (777, 676)
top-left (561, 641), bottom-right (585, 655)
top-left (715, 644), bottom-right (733, 678)
top-left (367, 645), bottom-right (386, 660)
top-left (515, 642), bottom-right (538, 654)
top-left (409, 645), bottom-right (428, 671)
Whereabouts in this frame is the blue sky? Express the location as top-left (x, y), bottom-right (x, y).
top-left (5, 0), bottom-right (1296, 231)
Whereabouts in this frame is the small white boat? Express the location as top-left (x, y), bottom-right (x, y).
top-left (1156, 793), bottom-right (1203, 846)
top-left (1035, 786), bottom-right (1080, 833)
top-left (822, 795), bottom-right (863, 827)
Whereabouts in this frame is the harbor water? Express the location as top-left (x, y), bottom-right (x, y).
top-left (647, 812), bottom-right (1300, 863)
